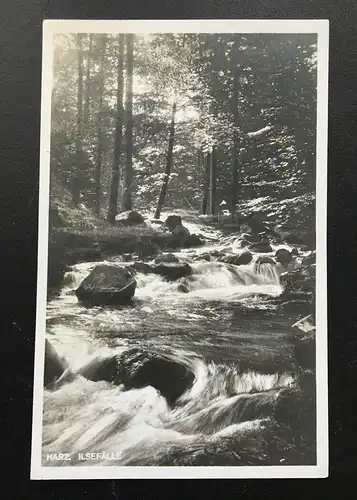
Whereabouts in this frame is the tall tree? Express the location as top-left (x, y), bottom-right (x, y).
top-left (201, 151), bottom-right (210, 215)
top-left (231, 62), bottom-right (240, 221)
top-left (73, 33), bottom-right (84, 206)
top-left (83, 34), bottom-right (93, 125)
top-left (108, 34), bottom-right (125, 224)
top-left (94, 34), bottom-right (107, 215)
top-left (123, 33), bottom-right (134, 211)
top-left (209, 146), bottom-right (217, 215)
top-left (154, 99), bottom-right (177, 219)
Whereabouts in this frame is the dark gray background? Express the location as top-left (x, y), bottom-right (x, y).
top-left (0, 0), bottom-right (355, 497)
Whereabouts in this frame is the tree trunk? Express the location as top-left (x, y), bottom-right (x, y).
top-left (123, 33), bottom-right (134, 211)
top-left (108, 34), bottom-right (125, 224)
top-left (209, 146), bottom-right (217, 215)
top-left (201, 152), bottom-right (210, 215)
top-left (154, 100), bottom-right (177, 219)
top-left (94, 35), bottom-right (107, 216)
top-left (231, 150), bottom-right (239, 220)
top-left (231, 68), bottom-right (239, 221)
top-left (73, 34), bottom-right (84, 206)
top-left (83, 34), bottom-right (93, 125)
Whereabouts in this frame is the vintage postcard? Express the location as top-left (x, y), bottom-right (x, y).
top-left (31, 19), bottom-right (329, 479)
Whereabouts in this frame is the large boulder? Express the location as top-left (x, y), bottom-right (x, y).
top-left (163, 215), bottom-right (203, 248)
top-left (167, 225), bottom-right (190, 248)
top-left (168, 228), bottom-right (203, 249)
top-left (115, 210), bottom-right (146, 226)
top-left (248, 241), bottom-right (273, 253)
top-left (153, 262), bottom-right (192, 281)
top-left (122, 350), bottom-right (195, 406)
top-left (128, 260), bottom-right (192, 281)
top-left (172, 225), bottom-right (190, 237)
top-left (219, 251), bottom-right (253, 266)
top-left (76, 354), bottom-right (118, 384)
top-left (164, 215), bottom-right (183, 231)
top-left (75, 265), bottom-right (137, 305)
top-left (154, 252), bottom-right (180, 264)
top-left (44, 339), bottom-right (68, 387)
top-left (275, 248), bottom-right (293, 265)
top-left (78, 348), bottom-right (195, 406)
top-left (128, 262), bottom-right (154, 274)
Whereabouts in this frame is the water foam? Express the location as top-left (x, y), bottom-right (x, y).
top-left (43, 215), bottom-right (300, 466)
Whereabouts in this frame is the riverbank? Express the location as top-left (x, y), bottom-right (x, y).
top-left (48, 208), bottom-right (206, 297)
top-left (47, 199), bottom-right (315, 297)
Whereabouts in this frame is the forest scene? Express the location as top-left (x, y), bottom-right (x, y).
top-left (43, 32), bottom-right (317, 467)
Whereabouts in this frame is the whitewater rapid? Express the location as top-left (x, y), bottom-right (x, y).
top-left (42, 223), bottom-right (304, 467)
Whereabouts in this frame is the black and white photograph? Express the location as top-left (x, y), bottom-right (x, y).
top-left (31, 20), bottom-right (328, 479)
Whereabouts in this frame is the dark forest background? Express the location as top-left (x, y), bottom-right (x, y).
top-left (49, 33), bottom-right (317, 231)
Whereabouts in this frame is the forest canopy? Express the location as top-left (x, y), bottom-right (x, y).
top-left (50, 32), bottom-right (317, 226)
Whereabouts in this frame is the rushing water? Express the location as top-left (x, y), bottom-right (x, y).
top-left (42, 217), bottom-right (312, 467)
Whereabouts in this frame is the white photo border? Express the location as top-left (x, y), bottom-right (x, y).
top-left (31, 19), bottom-right (329, 480)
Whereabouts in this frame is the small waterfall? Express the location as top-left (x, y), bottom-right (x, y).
top-left (62, 260), bottom-right (125, 292)
top-left (253, 261), bottom-right (281, 284)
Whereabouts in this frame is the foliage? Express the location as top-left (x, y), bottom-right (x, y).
top-left (50, 33), bottom-right (317, 225)
top-left (185, 33), bottom-right (317, 205)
